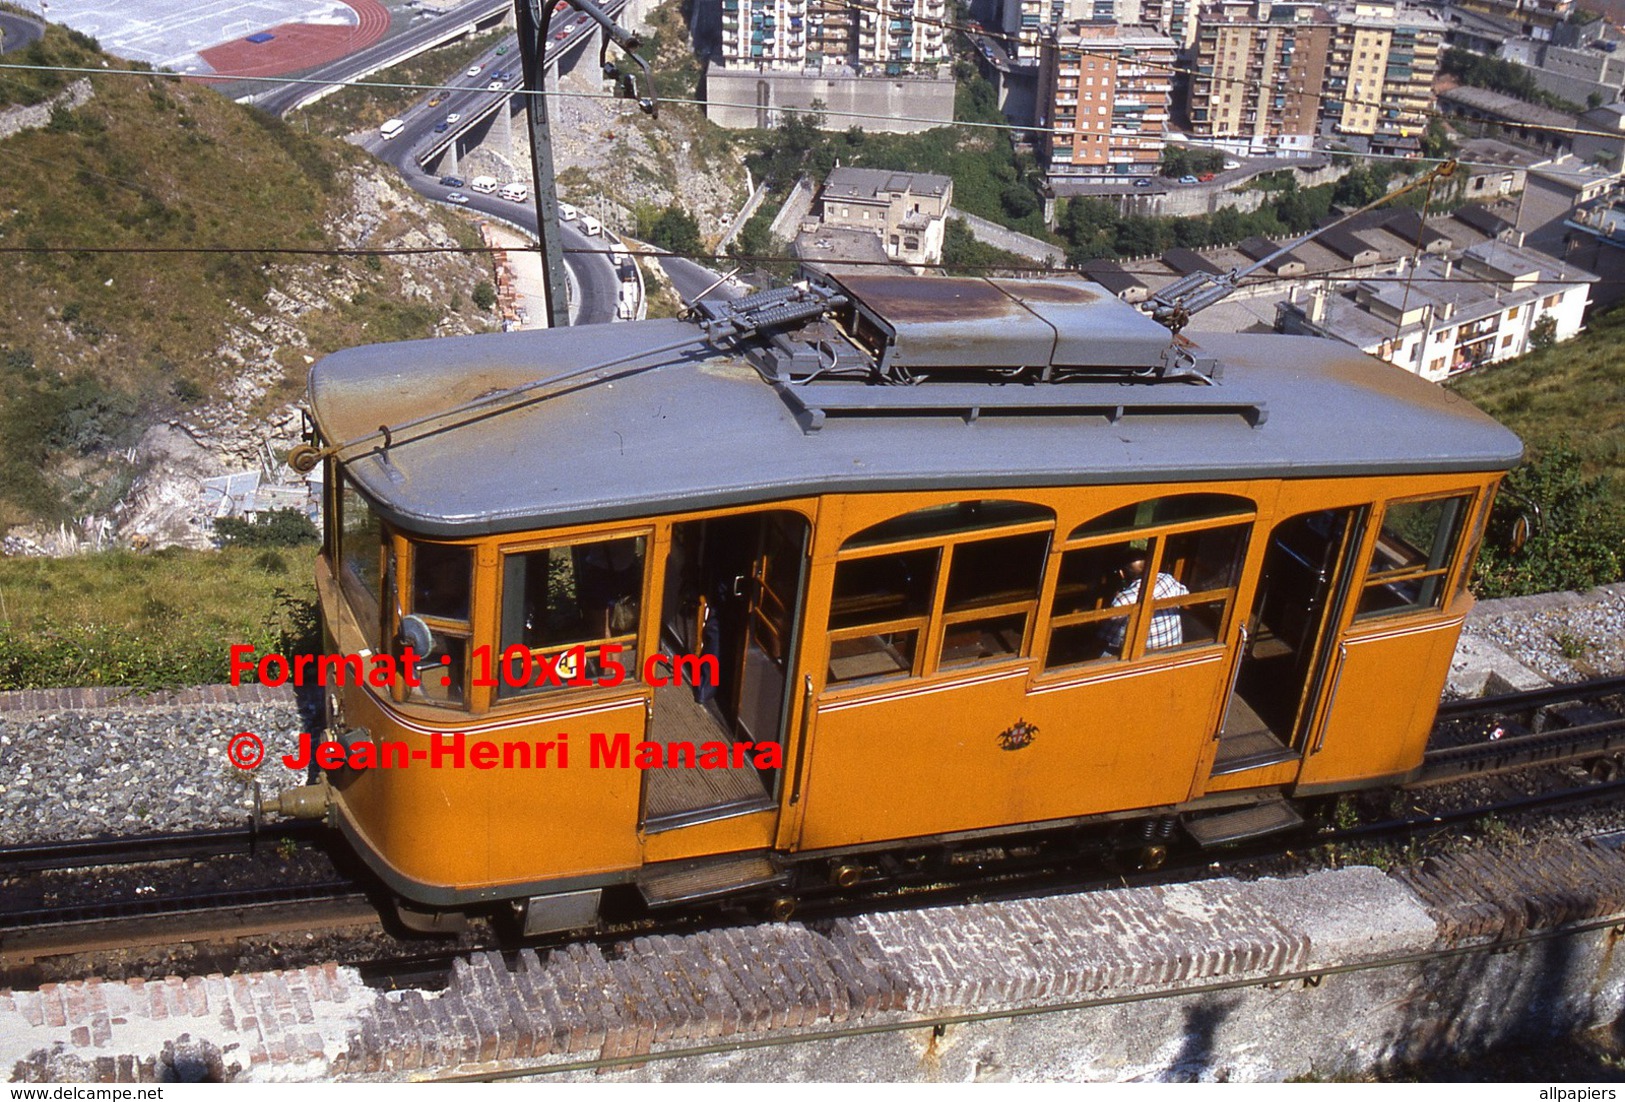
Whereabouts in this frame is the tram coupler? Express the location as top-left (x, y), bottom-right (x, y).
top-left (260, 784), bottom-right (331, 821)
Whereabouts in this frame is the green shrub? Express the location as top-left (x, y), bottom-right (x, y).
top-left (214, 508), bottom-right (320, 548)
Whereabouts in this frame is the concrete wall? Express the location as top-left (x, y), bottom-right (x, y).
top-left (949, 208), bottom-right (1065, 265)
top-left (705, 68), bottom-right (956, 133)
top-left (769, 175), bottom-right (818, 240)
top-left (1074, 159), bottom-right (1353, 219)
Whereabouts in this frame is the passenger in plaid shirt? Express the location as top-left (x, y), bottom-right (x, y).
top-left (1103, 555), bottom-right (1188, 654)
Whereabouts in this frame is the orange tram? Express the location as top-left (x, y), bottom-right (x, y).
top-left (274, 273), bottom-right (1521, 934)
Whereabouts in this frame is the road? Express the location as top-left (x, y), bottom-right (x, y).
top-left (0, 11), bottom-right (43, 54)
top-left (658, 255), bottom-right (743, 306)
top-left (251, 0), bottom-right (509, 118)
top-left (251, 7), bottom-right (621, 325)
top-left (361, 23), bottom-right (622, 325)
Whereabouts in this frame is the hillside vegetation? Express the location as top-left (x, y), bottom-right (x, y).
top-left (0, 22), bottom-right (496, 532)
top-left (1450, 307), bottom-right (1625, 596)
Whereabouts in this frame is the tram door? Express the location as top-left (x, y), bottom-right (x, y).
top-left (656, 511), bottom-right (809, 801)
top-left (1209, 506), bottom-right (1365, 779)
top-left (734, 514), bottom-right (806, 754)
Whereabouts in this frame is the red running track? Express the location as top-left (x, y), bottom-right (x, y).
top-left (198, 0), bottom-right (391, 79)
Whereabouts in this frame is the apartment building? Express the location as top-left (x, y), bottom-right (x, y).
top-left (854, 0), bottom-right (948, 70)
top-left (818, 167), bottom-right (954, 265)
top-left (1004, 0), bottom-right (1192, 62)
top-left (721, 0), bottom-right (809, 65)
top-left (1187, 0), bottom-right (1332, 157)
top-left (1323, 0), bottom-right (1443, 152)
top-left (1276, 241), bottom-right (1594, 381)
top-left (721, 0), bottom-right (944, 69)
top-left (1038, 22), bottom-right (1176, 181)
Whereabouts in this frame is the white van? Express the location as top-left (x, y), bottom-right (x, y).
top-left (380, 118), bottom-right (405, 140)
top-left (557, 202), bottom-right (578, 221)
top-left (500, 183), bottom-right (529, 202)
top-left (579, 214), bottom-right (602, 236)
top-left (469, 176), bottom-right (499, 194)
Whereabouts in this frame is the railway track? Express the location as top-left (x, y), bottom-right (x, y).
top-left (4, 676), bottom-right (1623, 987)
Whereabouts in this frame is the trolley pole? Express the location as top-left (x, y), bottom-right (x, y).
top-left (513, 0), bottom-right (572, 329)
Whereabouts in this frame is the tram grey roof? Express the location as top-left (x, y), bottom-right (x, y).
top-left (308, 298), bottom-right (1523, 538)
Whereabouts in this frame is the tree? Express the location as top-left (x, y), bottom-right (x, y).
top-left (1333, 166), bottom-right (1383, 207)
top-left (472, 281), bottom-right (497, 311)
top-left (1530, 313), bottom-right (1558, 351)
top-left (648, 205), bottom-right (702, 256)
top-left (1473, 444), bottom-right (1625, 597)
top-left (1421, 118), bottom-right (1456, 161)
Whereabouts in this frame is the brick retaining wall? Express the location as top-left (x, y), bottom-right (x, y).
top-left (7, 839), bottom-right (1625, 1082)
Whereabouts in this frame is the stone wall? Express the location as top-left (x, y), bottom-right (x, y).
top-left (8, 838), bottom-right (1625, 1082)
top-left (0, 80), bottom-right (93, 143)
top-left (948, 208), bottom-right (1065, 265)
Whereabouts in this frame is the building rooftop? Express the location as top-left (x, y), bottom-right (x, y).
top-left (1438, 85), bottom-right (1578, 131)
top-left (823, 167), bottom-right (952, 202)
top-left (1289, 240), bottom-right (1595, 351)
top-left (1453, 202), bottom-right (1516, 237)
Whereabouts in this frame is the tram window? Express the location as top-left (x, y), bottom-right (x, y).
top-left (338, 478), bottom-right (382, 647)
top-left (828, 549), bottom-right (938, 630)
top-left (1045, 515), bottom-right (1251, 671)
top-left (410, 635), bottom-right (468, 706)
top-left (826, 548), bottom-right (938, 684)
top-left (1356, 494), bottom-right (1471, 619)
top-left (845, 500), bottom-right (1051, 549)
top-left (339, 479), bottom-right (382, 602)
top-left (412, 544), bottom-right (473, 622)
top-left (498, 535), bottom-right (645, 698)
top-left (939, 531), bottom-right (1048, 669)
top-left (1150, 524), bottom-right (1249, 649)
top-left (402, 540), bottom-right (474, 708)
top-left (1045, 539), bottom-right (1140, 669)
top-left (1070, 494), bottom-right (1252, 540)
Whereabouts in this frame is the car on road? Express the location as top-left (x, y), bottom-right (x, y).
top-left (466, 64), bottom-right (482, 76)
top-left (558, 202), bottom-right (578, 220)
top-left (1133, 178), bottom-right (1153, 187)
top-left (497, 44), bottom-right (509, 54)
top-left (1199, 172), bottom-right (1216, 182)
top-left (554, 28), bottom-right (569, 37)
top-left (439, 175), bottom-right (465, 188)
top-left (434, 122), bottom-right (449, 132)
top-left (492, 71), bottom-right (509, 80)
top-left (428, 95), bottom-right (444, 107)
top-left (446, 112), bottom-right (461, 123)
top-left (1180, 175), bottom-right (1199, 183)
top-left (489, 80), bottom-right (505, 91)
top-left (446, 192), bottom-right (469, 205)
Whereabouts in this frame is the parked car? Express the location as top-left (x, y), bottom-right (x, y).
top-left (446, 192), bottom-right (469, 205)
top-left (1198, 172), bottom-right (1216, 182)
top-left (1180, 174), bottom-right (1199, 184)
top-left (439, 175), bottom-right (465, 188)
top-left (1133, 178), bottom-right (1153, 188)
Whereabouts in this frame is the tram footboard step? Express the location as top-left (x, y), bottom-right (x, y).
top-left (637, 853), bottom-right (787, 907)
top-left (1183, 800), bottom-right (1305, 847)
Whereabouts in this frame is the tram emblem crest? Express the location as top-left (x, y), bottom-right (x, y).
top-left (997, 719), bottom-right (1038, 751)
